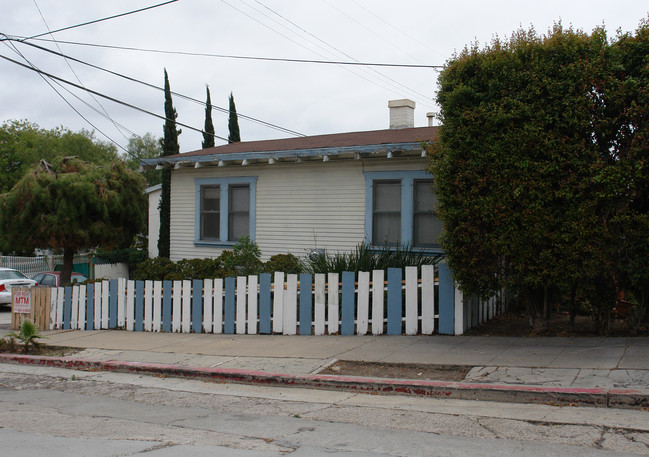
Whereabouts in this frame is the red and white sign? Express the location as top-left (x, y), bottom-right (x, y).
top-left (13, 289), bottom-right (31, 314)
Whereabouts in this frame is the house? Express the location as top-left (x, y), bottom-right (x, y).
top-left (141, 99), bottom-right (441, 261)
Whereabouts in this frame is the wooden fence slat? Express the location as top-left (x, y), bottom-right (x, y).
top-left (454, 286), bottom-right (464, 335)
top-left (236, 276), bottom-right (247, 335)
top-left (117, 278), bottom-right (126, 328)
top-left (135, 280), bottom-right (144, 332)
top-left (109, 279), bottom-right (118, 329)
top-left (86, 283), bottom-right (94, 330)
top-left (50, 287), bottom-right (59, 330)
top-left (259, 273), bottom-right (271, 334)
top-left (144, 280), bottom-right (153, 331)
top-left (357, 271), bottom-right (370, 335)
top-left (162, 280), bottom-right (172, 333)
top-left (341, 272), bottom-right (355, 336)
top-left (283, 274), bottom-right (297, 335)
top-left (182, 280), bottom-right (191, 333)
top-left (371, 270), bottom-right (384, 335)
top-left (438, 262), bottom-right (455, 335)
top-left (224, 277), bottom-right (235, 334)
top-left (299, 273), bottom-right (312, 336)
top-left (405, 267), bottom-right (418, 335)
top-left (314, 274), bottom-right (326, 336)
top-left (94, 282), bottom-right (101, 330)
top-left (327, 272), bottom-right (339, 334)
top-left (192, 279), bottom-right (203, 333)
top-left (387, 268), bottom-right (402, 335)
top-left (421, 265), bottom-right (435, 335)
top-left (126, 280), bottom-right (135, 331)
top-left (272, 272), bottom-right (284, 333)
top-left (101, 280), bottom-right (109, 329)
top-left (78, 285), bottom-right (86, 330)
top-left (213, 278), bottom-right (223, 334)
top-left (71, 286), bottom-right (79, 330)
top-left (248, 275), bottom-right (258, 335)
top-left (153, 280), bottom-right (162, 332)
top-left (172, 280), bottom-right (181, 332)
top-left (63, 286), bottom-right (72, 330)
top-left (203, 278), bottom-right (213, 333)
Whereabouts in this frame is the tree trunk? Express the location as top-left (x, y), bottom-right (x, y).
top-left (61, 248), bottom-right (75, 285)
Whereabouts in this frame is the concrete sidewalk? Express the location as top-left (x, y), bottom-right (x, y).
top-left (2, 329), bottom-right (648, 409)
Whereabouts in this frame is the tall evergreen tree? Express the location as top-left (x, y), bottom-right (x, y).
top-left (202, 85), bottom-right (215, 149)
top-left (158, 69), bottom-right (181, 259)
top-left (228, 92), bottom-right (241, 143)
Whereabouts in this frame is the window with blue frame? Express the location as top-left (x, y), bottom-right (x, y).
top-left (364, 171), bottom-right (441, 250)
top-left (195, 177), bottom-right (256, 246)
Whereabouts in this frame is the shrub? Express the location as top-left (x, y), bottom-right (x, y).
top-left (264, 254), bottom-right (302, 274)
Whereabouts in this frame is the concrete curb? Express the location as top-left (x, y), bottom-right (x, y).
top-left (1, 353), bottom-right (647, 410)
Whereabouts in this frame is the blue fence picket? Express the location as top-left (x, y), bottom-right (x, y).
top-left (387, 268), bottom-right (402, 335)
top-left (341, 271), bottom-right (355, 335)
top-left (135, 280), bottom-right (144, 332)
top-left (109, 279), bottom-right (118, 329)
top-left (162, 280), bottom-right (172, 333)
top-left (192, 279), bottom-right (203, 333)
top-left (86, 283), bottom-right (95, 331)
top-left (259, 273), bottom-right (271, 334)
top-left (438, 263), bottom-right (455, 335)
top-left (63, 286), bottom-right (72, 330)
top-left (299, 273), bottom-right (313, 336)
top-left (224, 277), bottom-right (235, 334)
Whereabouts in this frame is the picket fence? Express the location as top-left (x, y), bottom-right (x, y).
top-left (45, 265), bottom-right (503, 336)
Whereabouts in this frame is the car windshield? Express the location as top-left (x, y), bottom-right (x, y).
top-left (0, 270), bottom-right (28, 280)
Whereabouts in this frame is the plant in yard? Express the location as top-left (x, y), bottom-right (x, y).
top-left (6, 319), bottom-right (45, 353)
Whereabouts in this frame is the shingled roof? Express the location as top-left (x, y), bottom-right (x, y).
top-left (141, 126), bottom-right (438, 169)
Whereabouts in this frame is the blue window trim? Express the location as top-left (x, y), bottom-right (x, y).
top-left (364, 171), bottom-right (442, 254)
top-left (194, 176), bottom-right (257, 247)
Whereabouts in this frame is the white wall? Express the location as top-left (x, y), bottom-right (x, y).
top-left (95, 262), bottom-right (129, 280)
top-left (168, 157), bottom-right (427, 261)
top-left (147, 186), bottom-right (161, 258)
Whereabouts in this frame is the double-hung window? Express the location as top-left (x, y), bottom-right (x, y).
top-left (195, 177), bottom-right (256, 245)
top-left (365, 171), bottom-right (441, 250)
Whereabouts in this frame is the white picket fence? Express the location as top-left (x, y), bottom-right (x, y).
top-left (46, 266), bottom-right (503, 336)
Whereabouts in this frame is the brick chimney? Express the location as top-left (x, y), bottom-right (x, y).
top-left (388, 99), bottom-right (415, 129)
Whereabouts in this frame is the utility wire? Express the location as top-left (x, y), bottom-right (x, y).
top-left (32, 0), bottom-right (131, 141)
top-left (22, 0), bottom-right (178, 41)
top-left (1, 40), bottom-right (129, 153)
top-left (0, 52), bottom-right (230, 143)
top-left (10, 36), bottom-right (441, 68)
top-left (9, 38), bottom-right (307, 137)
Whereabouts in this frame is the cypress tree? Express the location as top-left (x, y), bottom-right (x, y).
top-left (158, 68), bottom-right (180, 259)
top-left (228, 92), bottom-right (241, 143)
top-left (202, 85), bottom-right (215, 149)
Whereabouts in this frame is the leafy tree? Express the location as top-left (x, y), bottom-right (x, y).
top-left (0, 157), bottom-right (147, 283)
top-left (125, 132), bottom-right (162, 186)
top-left (158, 69), bottom-right (181, 259)
top-left (228, 92), bottom-right (241, 143)
top-left (428, 23), bottom-right (644, 331)
top-left (202, 85), bottom-right (215, 149)
top-left (0, 120), bottom-right (119, 193)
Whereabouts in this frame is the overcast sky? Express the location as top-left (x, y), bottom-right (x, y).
top-left (1, 0), bottom-right (647, 155)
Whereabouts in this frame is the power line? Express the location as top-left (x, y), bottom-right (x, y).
top-left (0, 52), bottom-right (230, 143)
top-left (22, 0), bottom-right (179, 41)
top-left (1, 40), bottom-right (130, 154)
top-left (14, 36), bottom-right (441, 68)
top-left (32, 0), bottom-right (131, 141)
top-left (9, 38), bottom-right (307, 138)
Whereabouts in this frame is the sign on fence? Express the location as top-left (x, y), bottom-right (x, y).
top-left (12, 288), bottom-right (31, 314)
top-left (11, 286), bottom-right (51, 330)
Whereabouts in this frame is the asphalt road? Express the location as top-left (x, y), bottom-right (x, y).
top-left (0, 363), bottom-right (647, 456)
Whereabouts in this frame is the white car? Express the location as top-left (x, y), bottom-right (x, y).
top-left (0, 268), bottom-right (37, 305)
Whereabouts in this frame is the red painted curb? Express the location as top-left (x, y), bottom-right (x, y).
top-left (1, 353), bottom-right (646, 409)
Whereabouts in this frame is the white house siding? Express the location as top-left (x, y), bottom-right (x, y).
top-left (168, 157), bottom-right (428, 261)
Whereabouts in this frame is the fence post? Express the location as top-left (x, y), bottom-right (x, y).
top-left (438, 262), bottom-right (455, 335)
top-left (387, 268), bottom-right (402, 335)
top-left (299, 273), bottom-right (313, 336)
top-left (341, 272), bottom-right (355, 335)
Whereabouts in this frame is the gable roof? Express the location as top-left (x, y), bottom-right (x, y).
top-left (140, 126), bottom-right (438, 169)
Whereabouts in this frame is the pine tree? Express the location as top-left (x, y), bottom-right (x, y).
top-left (202, 85), bottom-right (215, 149)
top-left (158, 69), bottom-right (180, 259)
top-left (228, 92), bottom-right (241, 143)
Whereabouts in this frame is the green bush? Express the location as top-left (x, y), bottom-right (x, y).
top-left (132, 257), bottom-right (178, 280)
top-left (221, 236), bottom-right (263, 276)
top-left (264, 254), bottom-right (302, 274)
